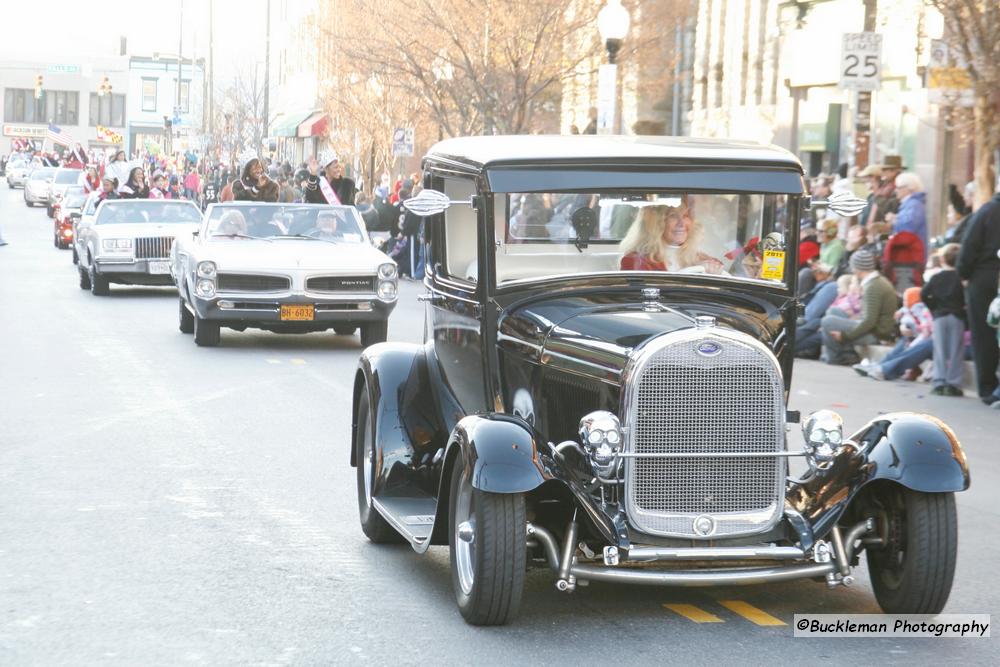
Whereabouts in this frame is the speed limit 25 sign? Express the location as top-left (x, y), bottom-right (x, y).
top-left (840, 32), bottom-right (883, 91)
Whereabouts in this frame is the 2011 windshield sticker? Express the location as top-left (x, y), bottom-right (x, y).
top-left (761, 250), bottom-right (785, 280)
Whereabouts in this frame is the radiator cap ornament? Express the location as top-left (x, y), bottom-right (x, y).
top-left (694, 315), bottom-right (716, 329)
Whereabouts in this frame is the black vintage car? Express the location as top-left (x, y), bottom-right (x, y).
top-left (350, 135), bottom-right (969, 625)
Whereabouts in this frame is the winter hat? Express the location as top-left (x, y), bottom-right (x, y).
top-left (903, 287), bottom-right (921, 309)
top-left (238, 149), bottom-right (259, 175)
top-left (319, 150), bottom-right (339, 168)
top-left (849, 248), bottom-right (877, 272)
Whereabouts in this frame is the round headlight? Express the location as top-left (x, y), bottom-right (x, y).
top-left (578, 410), bottom-right (623, 480)
top-left (377, 280), bottom-right (397, 301)
top-left (802, 409), bottom-right (844, 463)
top-left (378, 262), bottom-right (397, 279)
top-left (196, 279), bottom-right (216, 298)
top-left (197, 261), bottom-right (217, 278)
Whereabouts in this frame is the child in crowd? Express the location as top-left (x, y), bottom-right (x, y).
top-left (921, 243), bottom-right (966, 396)
top-left (855, 287), bottom-right (933, 381)
top-left (829, 274), bottom-right (862, 318)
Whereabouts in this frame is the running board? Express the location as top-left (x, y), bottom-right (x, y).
top-left (372, 495), bottom-right (437, 549)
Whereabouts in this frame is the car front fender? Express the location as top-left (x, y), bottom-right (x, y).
top-left (789, 412), bottom-right (969, 538)
top-left (448, 414), bottom-right (548, 494)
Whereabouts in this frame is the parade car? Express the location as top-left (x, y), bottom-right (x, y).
top-left (52, 185), bottom-right (86, 249)
top-left (170, 202), bottom-right (398, 347)
top-left (5, 157), bottom-right (31, 188)
top-left (76, 199), bottom-right (202, 296)
top-left (71, 192), bottom-right (103, 264)
top-left (350, 135), bottom-right (970, 625)
top-left (47, 167), bottom-right (83, 216)
top-left (23, 167), bottom-right (55, 206)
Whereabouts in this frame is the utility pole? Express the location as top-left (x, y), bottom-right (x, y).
top-left (263, 0), bottom-right (271, 156)
top-left (176, 0), bottom-right (184, 155)
top-left (853, 0), bottom-right (877, 170)
top-left (208, 0), bottom-right (214, 147)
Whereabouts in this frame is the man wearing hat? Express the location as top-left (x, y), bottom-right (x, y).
top-left (820, 248), bottom-right (898, 365)
top-left (304, 150), bottom-right (356, 206)
top-left (859, 156), bottom-right (904, 226)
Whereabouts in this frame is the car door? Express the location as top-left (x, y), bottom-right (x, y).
top-left (426, 175), bottom-right (489, 417)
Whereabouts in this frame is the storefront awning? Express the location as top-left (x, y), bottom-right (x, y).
top-left (270, 110), bottom-right (315, 138)
top-left (297, 112), bottom-right (329, 138)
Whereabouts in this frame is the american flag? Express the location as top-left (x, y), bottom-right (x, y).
top-left (46, 123), bottom-right (74, 147)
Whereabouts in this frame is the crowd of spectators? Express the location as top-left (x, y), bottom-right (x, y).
top-left (795, 155), bottom-right (1000, 409)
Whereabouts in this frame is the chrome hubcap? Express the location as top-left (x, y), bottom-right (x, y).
top-left (454, 473), bottom-right (476, 595)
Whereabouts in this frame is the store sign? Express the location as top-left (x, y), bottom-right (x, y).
top-left (926, 39), bottom-right (974, 107)
top-left (840, 32), bottom-right (882, 91)
top-left (3, 124), bottom-right (47, 138)
top-left (46, 64), bottom-right (80, 74)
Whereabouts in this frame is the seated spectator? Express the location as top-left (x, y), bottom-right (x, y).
top-left (820, 248), bottom-right (898, 365)
top-left (829, 274), bottom-right (862, 319)
top-left (799, 222), bottom-right (820, 268)
top-left (854, 287), bottom-right (933, 380)
top-left (921, 243), bottom-right (966, 396)
top-left (819, 218), bottom-right (845, 268)
top-left (794, 262), bottom-right (837, 358)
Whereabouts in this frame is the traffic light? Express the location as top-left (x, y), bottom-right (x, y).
top-left (98, 76), bottom-right (112, 97)
top-left (34, 74), bottom-right (43, 99)
top-left (163, 115), bottom-right (172, 130)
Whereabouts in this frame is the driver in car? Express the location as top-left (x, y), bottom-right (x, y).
top-left (619, 198), bottom-right (724, 274)
top-left (215, 210), bottom-right (249, 237)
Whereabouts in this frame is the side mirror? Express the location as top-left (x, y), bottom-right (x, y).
top-left (70, 212), bottom-right (82, 220)
top-left (806, 191), bottom-right (868, 217)
top-left (402, 188), bottom-right (472, 217)
top-left (192, 230), bottom-right (200, 238)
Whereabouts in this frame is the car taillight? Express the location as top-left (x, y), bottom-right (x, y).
top-left (62, 229), bottom-right (73, 237)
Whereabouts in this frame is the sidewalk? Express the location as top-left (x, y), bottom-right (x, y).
top-left (862, 343), bottom-right (977, 392)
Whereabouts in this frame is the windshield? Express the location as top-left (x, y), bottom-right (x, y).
top-left (55, 169), bottom-right (81, 184)
top-left (96, 201), bottom-right (203, 225)
top-left (31, 168), bottom-right (55, 180)
top-left (205, 205), bottom-right (366, 242)
top-left (62, 186), bottom-right (86, 208)
top-left (9, 159), bottom-right (26, 169)
top-left (498, 191), bottom-right (792, 286)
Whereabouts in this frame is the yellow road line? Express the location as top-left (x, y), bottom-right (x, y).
top-left (663, 603), bottom-right (724, 623)
top-left (719, 600), bottom-right (786, 626)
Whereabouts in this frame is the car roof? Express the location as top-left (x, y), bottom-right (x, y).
top-left (425, 135), bottom-right (802, 172)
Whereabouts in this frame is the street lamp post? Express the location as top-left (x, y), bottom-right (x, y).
top-left (597, 0), bottom-right (630, 135)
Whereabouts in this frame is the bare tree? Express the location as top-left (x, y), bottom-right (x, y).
top-left (926, 0), bottom-right (1000, 203)
top-left (315, 0), bottom-right (605, 138)
top-left (213, 63), bottom-right (267, 162)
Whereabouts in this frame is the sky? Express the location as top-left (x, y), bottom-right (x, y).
top-left (2, 0), bottom-right (265, 82)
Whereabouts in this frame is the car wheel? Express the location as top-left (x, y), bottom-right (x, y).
top-left (178, 298), bottom-right (195, 334)
top-left (333, 325), bottom-right (357, 336)
top-left (193, 315), bottom-right (220, 346)
top-left (866, 485), bottom-right (957, 614)
top-left (355, 387), bottom-right (402, 543)
top-left (25, 200), bottom-right (32, 207)
top-left (53, 234), bottom-right (59, 248)
top-left (360, 320), bottom-right (388, 347)
top-left (89, 261), bottom-right (109, 296)
top-left (72, 246), bottom-right (79, 264)
top-left (78, 264), bottom-right (91, 290)
top-left (448, 458), bottom-right (526, 625)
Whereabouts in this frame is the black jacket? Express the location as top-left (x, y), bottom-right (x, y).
top-left (957, 193), bottom-right (1000, 279)
top-left (232, 176), bottom-right (279, 202)
top-left (920, 269), bottom-right (965, 320)
top-left (303, 175), bottom-right (356, 205)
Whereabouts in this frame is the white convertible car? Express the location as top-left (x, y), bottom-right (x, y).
top-left (76, 199), bottom-right (203, 295)
top-left (170, 202), bottom-right (398, 347)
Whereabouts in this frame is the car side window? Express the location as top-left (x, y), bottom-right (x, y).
top-left (442, 177), bottom-right (478, 285)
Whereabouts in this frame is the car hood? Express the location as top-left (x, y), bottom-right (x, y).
top-left (498, 289), bottom-right (787, 384)
top-left (95, 222), bottom-right (201, 238)
top-left (199, 239), bottom-right (391, 272)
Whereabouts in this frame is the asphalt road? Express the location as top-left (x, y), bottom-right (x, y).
top-left (0, 185), bottom-right (996, 665)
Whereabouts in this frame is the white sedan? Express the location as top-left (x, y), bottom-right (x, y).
top-left (170, 202), bottom-right (398, 347)
top-left (76, 199), bottom-right (203, 296)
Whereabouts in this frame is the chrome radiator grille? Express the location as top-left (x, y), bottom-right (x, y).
top-left (216, 273), bottom-right (290, 292)
top-left (135, 236), bottom-right (174, 259)
top-left (306, 275), bottom-right (376, 293)
top-left (624, 331), bottom-right (785, 539)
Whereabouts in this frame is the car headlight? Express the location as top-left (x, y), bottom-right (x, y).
top-left (101, 238), bottom-right (133, 251)
top-left (377, 279), bottom-right (398, 301)
top-left (802, 409), bottom-right (844, 465)
top-left (196, 279), bottom-right (216, 298)
top-left (197, 261), bottom-right (217, 278)
top-left (378, 262), bottom-right (397, 279)
top-left (578, 410), bottom-right (623, 480)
